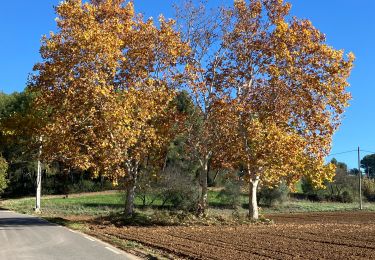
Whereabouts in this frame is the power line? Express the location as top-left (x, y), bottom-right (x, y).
top-left (327, 149), bottom-right (357, 157)
top-left (327, 149), bottom-right (375, 157)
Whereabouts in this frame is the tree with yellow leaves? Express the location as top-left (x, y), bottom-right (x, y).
top-left (218, 0), bottom-right (354, 219)
top-left (30, 0), bottom-right (188, 216)
top-left (175, 0), bottom-right (234, 216)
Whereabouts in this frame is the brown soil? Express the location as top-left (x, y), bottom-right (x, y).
top-left (88, 211), bottom-right (375, 259)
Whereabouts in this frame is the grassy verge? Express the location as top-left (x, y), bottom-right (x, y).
top-left (2, 192), bottom-right (124, 216)
top-left (3, 190), bottom-right (375, 219)
top-left (2, 191), bottom-right (375, 258)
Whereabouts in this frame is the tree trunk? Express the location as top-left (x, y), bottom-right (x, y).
top-left (100, 174), bottom-right (104, 190)
top-left (200, 171), bottom-right (208, 214)
top-left (125, 180), bottom-right (136, 217)
top-left (212, 170), bottom-right (220, 184)
top-left (197, 156), bottom-right (209, 216)
top-left (249, 176), bottom-right (260, 220)
top-left (35, 136), bottom-right (43, 212)
top-left (206, 158), bottom-right (212, 187)
top-left (124, 161), bottom-right (138, 217)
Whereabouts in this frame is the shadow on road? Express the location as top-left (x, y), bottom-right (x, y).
top-left (0, 211), bottom-right (56, 228)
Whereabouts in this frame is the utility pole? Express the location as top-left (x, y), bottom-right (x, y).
top-left (358, 146), bottom-right (363, 210)
top-left (35, 136), bottom-right (42, 212)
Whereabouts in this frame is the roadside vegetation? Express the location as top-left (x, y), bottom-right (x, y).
top-left (0, 0), bottom-right (355, 221)
top-left (3, 188), bottom-right (375, 258)
top-left (2, 0), bottom-right (373, 259)
top-left (4, 183), bottom-right (375, 222)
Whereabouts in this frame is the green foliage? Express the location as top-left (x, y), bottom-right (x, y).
top-left (155, 167), bottom-right (199, 211)
top-left (136, 165), bottom-right (199, 211)
top-left (301, 177), bottom-right (317, 195)
top-left (2, 193), bottom-right (124, 216)
top-left (299, 161), bottom-right (357, 203)
top-left (217, 180), bottom-right (242, 209)
top-left (341, 191), bottom-right (354, 203)
top-left (363, 179), bottom-right (375, 202)
top-left (174, 90), bottom-right (195, 115)
top-left (0, 91), bottom-right (41, 197)
top-left (258, 183), bottom-right (289, 207)
top-left (361, 154), bottom-right (375, 178)
top-left (0, 156), bottom-right (8, 195)
top-left (325, 160), bottom-right (357, 202)
top-left (67, 180), bottom-right (101, 194)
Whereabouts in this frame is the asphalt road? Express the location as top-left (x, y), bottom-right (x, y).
top-left (0, 210), bottom-right (139, 260)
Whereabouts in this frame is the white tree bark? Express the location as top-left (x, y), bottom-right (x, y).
top-left (249, 176), bottom-right (260, 220)
top-left (35, 136), bottom-right (42, 212)
top-left (198, 153), bottom-right (211, 216)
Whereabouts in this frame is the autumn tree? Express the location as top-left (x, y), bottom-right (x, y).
top-left (218, 0), bottom-right (354, 219)
top-left (30, 0), bottom-right (188, 216)
top-left (175, 0), bottom-right (233, 216)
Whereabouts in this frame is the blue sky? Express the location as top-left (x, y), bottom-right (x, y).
top-left (0, 1), bottom-right (374, 168)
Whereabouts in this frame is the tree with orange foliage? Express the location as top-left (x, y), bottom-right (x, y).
top-left (218, 0), bottom-right (354, 219)
top-left (175, 0), bottom-right (234, 216)
top-left (30, 0), bottom-right (188, 216)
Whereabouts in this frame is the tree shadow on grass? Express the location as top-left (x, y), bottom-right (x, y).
top-left (81, 203), bottom-right (124, 209)
top-left (208, 201), bottom-right (236, 209)
top-left (81, 203), bottom-right (180, 213)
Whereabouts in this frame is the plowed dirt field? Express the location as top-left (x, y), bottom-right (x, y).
top-left (91, 211), bottom-right (375, 259)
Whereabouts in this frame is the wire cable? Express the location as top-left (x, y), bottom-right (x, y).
top-left (327, 149), bottom-right (357, 157)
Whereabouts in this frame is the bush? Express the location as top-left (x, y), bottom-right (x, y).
top-left (157, 167), bottom-right (199, 211)
top-left (136, 166), bottom-right (199, 212)
top-left (217, 179), bottom-right (242, 209)
top-left (301, 177), bottom-right (315, 195)
top-left (341, 190), bottom-right (354, 203)
top-left (300, 174), bottom-right (356, 203)
top-left (363, 179), bottom-right (375, 202)
top-left (258, 183), bottom-right (289, 206)
top-left (0, 156), bottom-right (8, 195)
top-left (67, 179), bottom-right (103, 194)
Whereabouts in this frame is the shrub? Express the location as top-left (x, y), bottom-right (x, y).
top-left (0, 156), bottom-right (8, 195)
top-left (363, 179), bottom-right (375, 202)
top-left (152, 166), bottom-right (199, 211)
top-left (67, 179), bottom-right (101, 193)
top-left (134, 166), bottom-right (199, 211)
top-left (300, 173), bottom-right (357, 203)
top-left (258, 182), bottom-right (289, 206)
top-left (217, 179), bottom-right (242, 209)
top-left (301, 177), bottom-right (317, 195)
top-left (341, 190), bottom-right (354, 203)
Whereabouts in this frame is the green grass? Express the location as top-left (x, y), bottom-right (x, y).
top-left (261, 200), bottom-right (375, 214)
top-left (1, 193), bottom-right (125, 216)
top-left (2, 191), bottom-right (375, 219)
top-left (1, 190), bottom-right (177, 216)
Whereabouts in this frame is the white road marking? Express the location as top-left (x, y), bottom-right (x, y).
top-left (84, 236), bottom-right (95, 241)
top-left (105, 246), bottom-right (121, 255)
